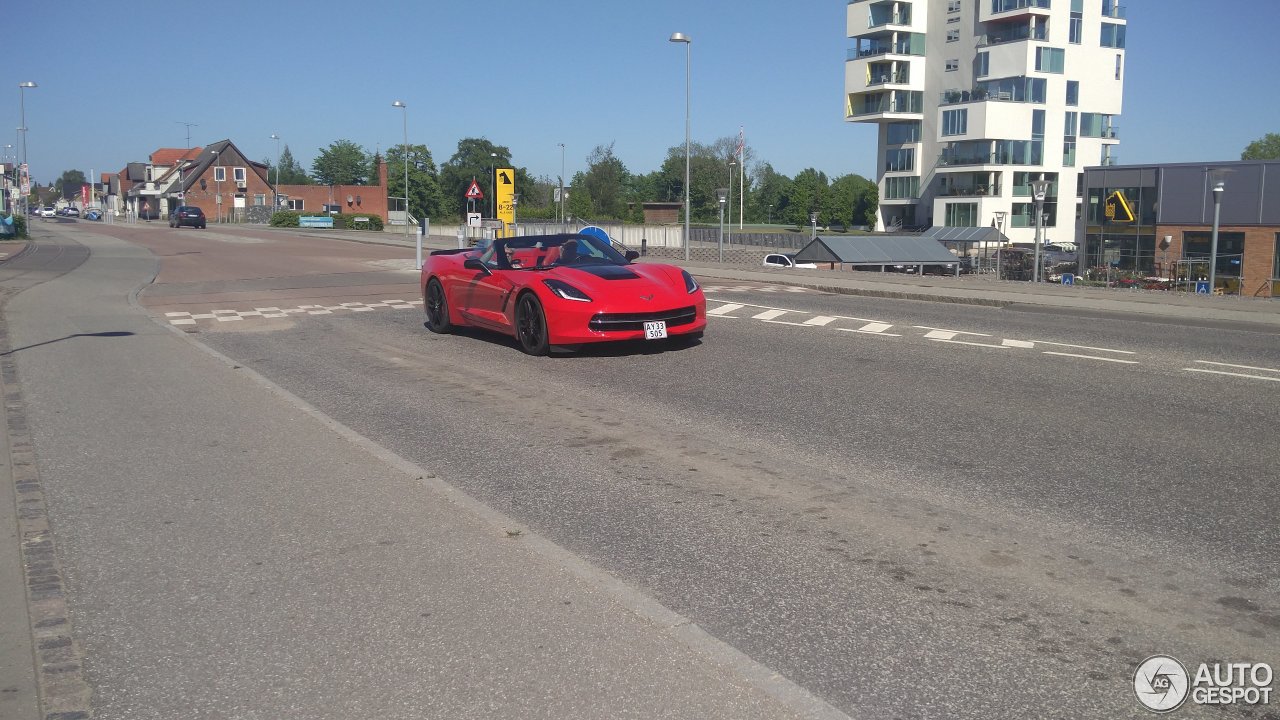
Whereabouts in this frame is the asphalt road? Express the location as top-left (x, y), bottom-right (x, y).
top-left (5, 222), bottom-right (1279, 719)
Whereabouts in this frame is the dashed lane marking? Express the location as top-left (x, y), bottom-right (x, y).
top-left (752, 309), bottom-right (789, 321)
top-left (706, 303), bottom-right (745, 316)
top-left (701, 285), bottom-right (813, 293)
top-left (803, 316), bottom-right (837, 327)
top-left (1043, 351), bottom-right (1140, 364)
top-left (164, 299), bottom-right (423, 325)
top-left (1030, 340), bottom-right (1135, 355)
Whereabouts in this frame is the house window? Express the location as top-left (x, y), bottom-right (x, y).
top-left (1115, 53), bottom-right (1123, 80)
top-left (1063, 140), bottom-right (1077, 167)
top-left (1273, 233), bottom-right (1280, 281)
top-left (213, 167), bottom-right (226, 182)
top-left (947, 28), bottom-right (960, 42)
top-left (233, 167), bottom-right (247, 183)
top-left (1069, 12), bottom-right (1082, 44)
top-left (946, 58), bottom-right (960, 72)
top-left (942, 109), bottom-right (968, 136)
top-left (948, 0), bottom-right (961, 11)
top-left (884, 176), bottom-right (920, 199)
top-left (945, 202), bottom-right (978, 227)
top-left (886, 121), bottom-right (922, 145)
top-left (885, 148), bottom-right (915, 172)
top-left (1035, 47), bottom-right (1065, 73)
top-left (1064, 111), bottom-right (1078, 137)
top-left (287, 199), bottom-right (305, 210)
top-left (254, 194), bottom-right (266, 206)
top-left (1101, 22), bottom-right (1126, 48)
top-left (1066, 80), bottom-right (1079, 106)
top-left (976, 51), bottom-right (990, 77)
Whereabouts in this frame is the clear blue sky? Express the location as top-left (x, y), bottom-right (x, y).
top-left (8, 1), bottom-right (1280, 187)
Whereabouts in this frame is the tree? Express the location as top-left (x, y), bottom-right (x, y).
top-left (1241, 133), bottom-right (1280, 160)
top-left (827, 174), bottom-right (878, 228)
top-left (439, 138), bottom-right (516, 218)
top-left (580, 143), bottom-right (629, 219)
top-left (55, 169), bottom-right (87, 196)
top-left (782, 168), bottom-right (829, 227)
top-left (272, 146), bottom-right (311, 185)
top-left (312, 139), bottom-right (369, 185)
top-left (366, 151), bottom-right (383, 186)
top-left (750, 163), bottom-right (792, 224)
top-left (386, 144), bottom-right (444, 220)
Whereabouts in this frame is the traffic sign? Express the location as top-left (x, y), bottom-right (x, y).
top-left (1061, 273), bottom-right (1075, 286)
top-left (495, 168), bottom-right (515, 237)
top-left (1195, 281), bottom-right (1210, 294)
top-left (464, 180), bottom-right (483, 200)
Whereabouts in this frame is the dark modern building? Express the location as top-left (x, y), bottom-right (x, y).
top-left (1077, 160), bottom-right (1280, 298)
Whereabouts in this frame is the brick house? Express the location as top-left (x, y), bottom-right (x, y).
top-left (275, 160), bottom-right (388, 220)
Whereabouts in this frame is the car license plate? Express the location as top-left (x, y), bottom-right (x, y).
top-left (643, 321), bottom-right (668, 340)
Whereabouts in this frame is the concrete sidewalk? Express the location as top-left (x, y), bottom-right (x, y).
top-left (0, 226), bottom-right (838, 717)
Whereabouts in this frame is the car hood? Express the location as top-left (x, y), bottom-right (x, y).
top-left (548, 263), bottom-right (692, 303)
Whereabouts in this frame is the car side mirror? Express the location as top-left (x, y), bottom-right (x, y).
top-left (463, 257), bottom-right (490, 274)
top-left (624, 250), bottom-right (640, 262)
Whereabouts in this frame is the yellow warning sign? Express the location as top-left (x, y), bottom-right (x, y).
top-left (1104, 190), bottom-right (1135, 223)
top-left (495, 168), bottom-right (515, 238)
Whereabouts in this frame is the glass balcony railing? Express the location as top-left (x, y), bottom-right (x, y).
top-left (976, 24), bottom-right (1048, 47)
top-left (868, 11), bottom-right (911, 28)
top-left (870, 71), bottom-right (911, 86)
top-left (851, 96), bottom-right (925, 116)
top-left (1102, 1), bottom-right (1126, 18)
top-left (1080, 126), bottom-right (1119, 139)
top-left (991, 0), bottom-right (1050, 13)
top-left (848, 43), bottom-right (922, 60)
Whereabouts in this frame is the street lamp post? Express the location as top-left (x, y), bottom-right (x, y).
top-left (392, 101), bottom-right (410, 248)
top-left (270, 133), bottom-right (281, 210)
top-left (716, 187), bottom-right (728, 263)
top-left (489, 152), bottom-right (498, 219)
top-left (670, 32), bottom-right (692, 262)
top-left (727, 159), bottom-right (735, 249)
top-left (993, 210), bottom-right (1007, 280)
top-left (512, 193), bottom-right (520, 236)
top-left (768, 204), bottom-right (773, 224)
top-left (557, 142), bottom-right (565, 227)
top-left (810, 211), bottom-right (818, 241)
top-left (2, 144), bottom-right (11, 214)
top-left (18, 81), bottom-right (37, 217)
top-left (1208, 169), bottom-right (1229, 293)
top-left (1030, 179), bottom-right (1051, 282)
top-left (212, 150), bottom-right (221, 222)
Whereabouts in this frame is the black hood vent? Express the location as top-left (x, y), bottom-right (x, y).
top-left (572, 265), bottom-right (641, 280)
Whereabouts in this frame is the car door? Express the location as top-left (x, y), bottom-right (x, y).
top-left (454, 255), bottom-right (517, 332)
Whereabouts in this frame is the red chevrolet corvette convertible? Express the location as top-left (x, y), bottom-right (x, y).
top-left (420, 233), bottom-right (706, 355)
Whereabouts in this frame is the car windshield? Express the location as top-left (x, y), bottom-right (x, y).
top-left (478, 234), bottom-right (627, 271)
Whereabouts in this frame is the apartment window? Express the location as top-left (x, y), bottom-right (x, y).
top-left (1069, 12), bottom-right (1082, 44)
top-left (1066, 80), bottom-right (1079, 106)
top-left (885, 148), bottom-right (915, 172)
top-left (1101, 23), bottom-right (1126, 48)
top-left (942, 109), bottom-right (969, 136)
top-left (233, 167), bottom-right (247, 183)
top-left (1032, 109), bottom-right (1046, 140)
top-left (947, 28), bottom-right (960, 42)
top-left (213, 166), bottom-right (226, 182)
top-left (1115, 54), bottom-right (1123, 80)
top-left (946, 58), bottom-right (960, 72)
top-left (287, 199), bottom-right (305, 210)
top-left (884, 176), bottom-right (920, 200)
top-left (254, 194), bottom-right (266, 206)
top-left (976, 51), bottom-right (990, 77)
top-left (945, 202), bottom-right (978, 227)
top-left (886, 121), bottom-right (922, 145)
top-left (1064, 111), bottom-right (1078, 137)
top-left (948, 0), bottom-right (962, 11)
top-left (1063, 140), bottom-right (1077, 167)
top-left (1035, 47), bottom-right (1065, 74)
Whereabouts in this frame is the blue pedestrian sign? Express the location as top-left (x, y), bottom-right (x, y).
top-left (1062, 273), bottom-right (1075, 286)
top-left (1195, 281), bottom-right (1210, 294)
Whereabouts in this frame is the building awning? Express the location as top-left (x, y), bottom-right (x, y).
top-left (919, 226), bottom-right (1004, 244)
top-left (793, 235), bottom-right (961, 265)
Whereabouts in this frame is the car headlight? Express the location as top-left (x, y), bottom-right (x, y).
top-left (681, 270), bottom-right (699, 294)
top-left (543, 279), bottom-right (592, 303)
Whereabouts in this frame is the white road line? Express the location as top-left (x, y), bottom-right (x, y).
top-left (837, 328), bottom-right (901, 337)
top-left (914, 326), bottom-right (992, 337)
top-left (707, 303), bottom-right (745, 316)
top-left (1032, 340), bottom-right (1135, 355)
top-left (752, 309), bottom-right (788, 321)
top-left (858, 322), bottom-right (894, 334)
top-left (762, 320), bottom-right (814, 327)
top-left (215, 315), bottom-right (244, 323)
top-left (170, 319), bottom-right (196, 326)
top-left (931, 339), bottom-right (1012, 350)
top-left (924, 330), bottom-right (958, 341)
top-left (804, 316), bottom-right (837, 326)
top-left (1043, 351), bottom-right (1139, 364)
top-left (703, 298), bottom-right (887, 325)
top-left (1185, 369), bottom-right (1280, 382)
top-left (1193, 360), bottom-right (1280, 374)
top-left (1001, 339), bottom-right (1036, 349)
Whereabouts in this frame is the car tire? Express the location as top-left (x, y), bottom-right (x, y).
top-left (423, 278), bottom-right (452, 334)
top-left (199, 223), bottom-right (206, 229)
top-left (515, 293), bottom-right (550, 356)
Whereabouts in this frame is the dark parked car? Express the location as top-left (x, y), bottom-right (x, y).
top-left (169, 206), bottom-right (206, 229)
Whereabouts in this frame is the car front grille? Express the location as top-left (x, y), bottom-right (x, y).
top-left (588, 306), bottom-right (697, 332)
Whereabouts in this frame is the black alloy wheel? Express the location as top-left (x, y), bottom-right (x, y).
top-left (515, 294), bottom-right (550, 356)
top-left (424, 278), bottom-right (452, 333)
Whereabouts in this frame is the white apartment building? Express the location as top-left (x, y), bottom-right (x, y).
top-left (845, 0), bottom-right (1127, 246)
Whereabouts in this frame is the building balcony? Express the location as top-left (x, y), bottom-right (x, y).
top-left (847, 91), bottom-right (925, 120)
top-left (1102, 0), bottom-right (1127, 19)
top-left (868, 70), bottom-right (912, 87)
top-left (1080, 126), bottom-right (1119, 140)
top-left (975, 24), bottom-right (1047, 47)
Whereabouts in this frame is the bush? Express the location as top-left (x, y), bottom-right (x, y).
top-left (335, 213), bottom-right (383, 231)
top-left (270, 210), bottom-right (301, 227)
top-left (3, 213), bottom-right (27, 238)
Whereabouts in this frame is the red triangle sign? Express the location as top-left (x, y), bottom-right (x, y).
top-left (465, 180), bottom-right (484, 200)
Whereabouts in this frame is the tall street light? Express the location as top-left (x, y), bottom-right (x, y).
top-left (489, 152), bottom-right (498, 218)
top-left (1030, 178), bottom-right (1051, 282)
top-left (392, 101), bottom-right (410, 246)
top-left (18, 81), bottom-right (37, 217)
top-left (670, 32), bottom-right (691, 262)
top-left (212, 150), bottom-right (221, 222)
top-left (716, 187), bottom-right (728, 263)
top-left (993, 210), bottom-right (1007, 280)
top-left (1207, 168), bottom-right (1230, 292)
top-left (270, 133), bottom-right (281, 210)
top-left (557, 142), bottom-right (565, 226)
top-left (727, 159), bottom-right (735, 249)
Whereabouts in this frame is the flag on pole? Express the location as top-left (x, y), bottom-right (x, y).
top-left (736, 126), bottom-right (745, 159)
